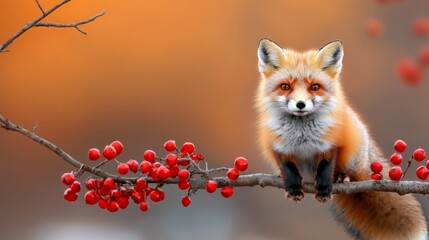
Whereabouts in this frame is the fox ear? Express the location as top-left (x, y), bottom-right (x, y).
top-left (257, 38), bottom-right (285, 75)
top-left (317, 40), bottom-right (343, 74)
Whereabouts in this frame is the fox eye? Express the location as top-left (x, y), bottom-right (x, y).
top-left (310, 84), bottom-right (320, 91)
top-left (280, 83), bottom-right (290, 91)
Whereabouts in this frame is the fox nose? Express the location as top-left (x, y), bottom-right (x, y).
top-left (296, 101), bottom-right (306, 110)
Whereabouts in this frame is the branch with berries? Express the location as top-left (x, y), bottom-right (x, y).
top-left (1, 114), bottom-right (429, 212)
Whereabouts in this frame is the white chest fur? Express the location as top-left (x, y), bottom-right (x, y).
top-left (270, 114), bottom-right (334, 157)
top-left (266, 111), bottom-right (336, 181)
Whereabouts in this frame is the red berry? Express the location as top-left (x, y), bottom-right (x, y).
top-left (84, 191), bottom-right (99, 205)
top-left (145, 187), bottom-right (154, 194)
top-left (117, 163), bottom-right (130, 175)
top-left (88, 148), bottom-right (101, 161)
top-left (370, 161), bottom-right (383, 173)
top-left (419, 45), bottom-right (429, 67)
top-left (413, 18), bottom-right (429, 36)
top-left (149, 190), bottom-right (163, 202)
top-left (121, 189), bottom-right (131, 198)
top-left (168, 165), bottom-right (179, 178)
top-left (165, 153), bottom-right (178, 167)
top-left (181, 142), bottom-right (195, 154)
top-left (103, 145), bottom-right (117, 160)
top-left (131, 191), bottom-right (145, 204)
top-left (426, 159), bottom-right (429, 169)
top-left (178, 181), bottom-right (190, 190)
top-left (64, 188), bottom-right (78, 202)
top-left (390, 153), bottom-right (402, 165)
top-left (117, 197), bottom-right (129, 209)
top-left (110, 141), bottom-right (124, 155)
top-left (98, 187), bottom-right (110, 196)
top-left (157, 166), bottom-right (170, 180)
top-left (140, 161), bottom-right (153, 173)
top-left (61, 172), bottom-right (75, 186)
top-left (393, 140), bottom-right (407, 153)
top-left (107, 200), bottom-right (119, 212)
top-left (112, 189), bottom-right (122, 199)
top-left (111, 189), bottom-right (122, 200)
top-left (234, 157), bottom-right (249, 172)
top-left (365, 18), bottom-right (383, 37)
top-left (85, 179), bottom-right (97, 190)
top-left (191, 153), bottom-right (204, 161)
top-left (103, 177), bottom-right (115, 190)
top-left (178, 160), bottom-right (190, 166)
top-left (153, 162), bottom-right (162, 168)
top-left (413, 147), bottom-right (426, 162)
top-left (135, 178), bottom-right (148, 191)
top-left (220, 186), bottom-right (234, 198)
top-left (181, 196), bottom-right (191, 207)
top-left (397, 58), bottom-right (422, 85)
top-left (139, 202), bottom-right (149, 212)
top-left (164, 140), bottom-right (177, 152)
top-left (143, 150), bottom-right (156, 163)
top-left (227, 168), bottom-right (240, 180)
top-left (98, 199), bottom-right (108, 209)
top-left (389, 166), bottom-right (403, 180)
top-left (158, 189), bottom-right (165, 201)
top-left (416, 166), bottom-right (429, 180)
top-left (127, 159), bottom-right (139, 173)
top-left (196, 153), bottom-right (204, 160)
top-left (70, 181), bottom-right (82, 193)
top-left (371, 173), bottom-right (383, 180)
top-left (205, 180), bottom-right (217, 193)
top-left (178, 169), bottom-right (190, 181)
top-left (150, 171), bottom-right (159, 182)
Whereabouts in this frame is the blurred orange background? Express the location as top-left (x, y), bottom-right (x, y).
top-left (1, 0), bottom-right (429, 239)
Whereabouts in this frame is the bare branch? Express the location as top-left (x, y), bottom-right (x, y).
top-left (35, 0), bottom-right (46, 15)
top-left (1, 113), bottom-right (429, 195)
top-left (75, 26), bottom-right (86, 35)
top-left (0, 0), bottom-right (105, 52)
top-left (191, 175), bottom-right (429, 196)
top-left (34, 10), bottom-right (106, 35)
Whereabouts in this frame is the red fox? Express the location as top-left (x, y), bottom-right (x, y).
top-left (256, 38), bottom-right (428, 240)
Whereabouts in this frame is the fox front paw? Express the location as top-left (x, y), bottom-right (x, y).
top-left (315, 191), bottom-right (331, 203)
top-left (284, 184), bottom-right (304, 202)
top-left (315, 185), bottom-right (331, 203)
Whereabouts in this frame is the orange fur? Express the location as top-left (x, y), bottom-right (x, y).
top-left (256, 39), bottom-right (428, 239)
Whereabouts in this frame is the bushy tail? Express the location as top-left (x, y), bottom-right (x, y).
top-left (331, 191), bottom-right (428, 240)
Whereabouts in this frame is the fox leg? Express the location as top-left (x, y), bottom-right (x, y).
top-left (315, 159), bottom-right (334, 203)
top-left (280, 161), bottom-right (304, 202)
top-left (315, 150), bottom-right (337, 203)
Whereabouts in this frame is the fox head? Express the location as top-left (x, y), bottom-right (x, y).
top-left (257, 39), bottom-right (344, 117)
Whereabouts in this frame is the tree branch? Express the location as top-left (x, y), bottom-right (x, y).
top-left (35, 0), bottom-right (46, 15)
top-left (34, 10), bottom-right (106, 35)
top-left (0, 0), bottom-right (106, 52)
top-left (2, 113), bottom-right (429, 195)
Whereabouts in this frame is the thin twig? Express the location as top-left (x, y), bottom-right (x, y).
top-left (208, 167), bottom-right (229, 173)
top-left (35, 0), bottom-right (46, 15)
top-left (34, 10), bottom-right (106, 35)
top-left (1, 113), bottom-right (429, 195)
top-left (94, 159), bottom-right (110, 169)
top-left (0, 0), bottom-right (105, 52)
top-left (402, 156), bottom-right (414, 180)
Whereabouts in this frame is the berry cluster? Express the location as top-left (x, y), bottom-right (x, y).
top-left (61, 140), bottom-right (249, 212)
top-left (366, 1), bottom-right (429, 85)
top-left (370, 140), bottom-right (427, 181)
